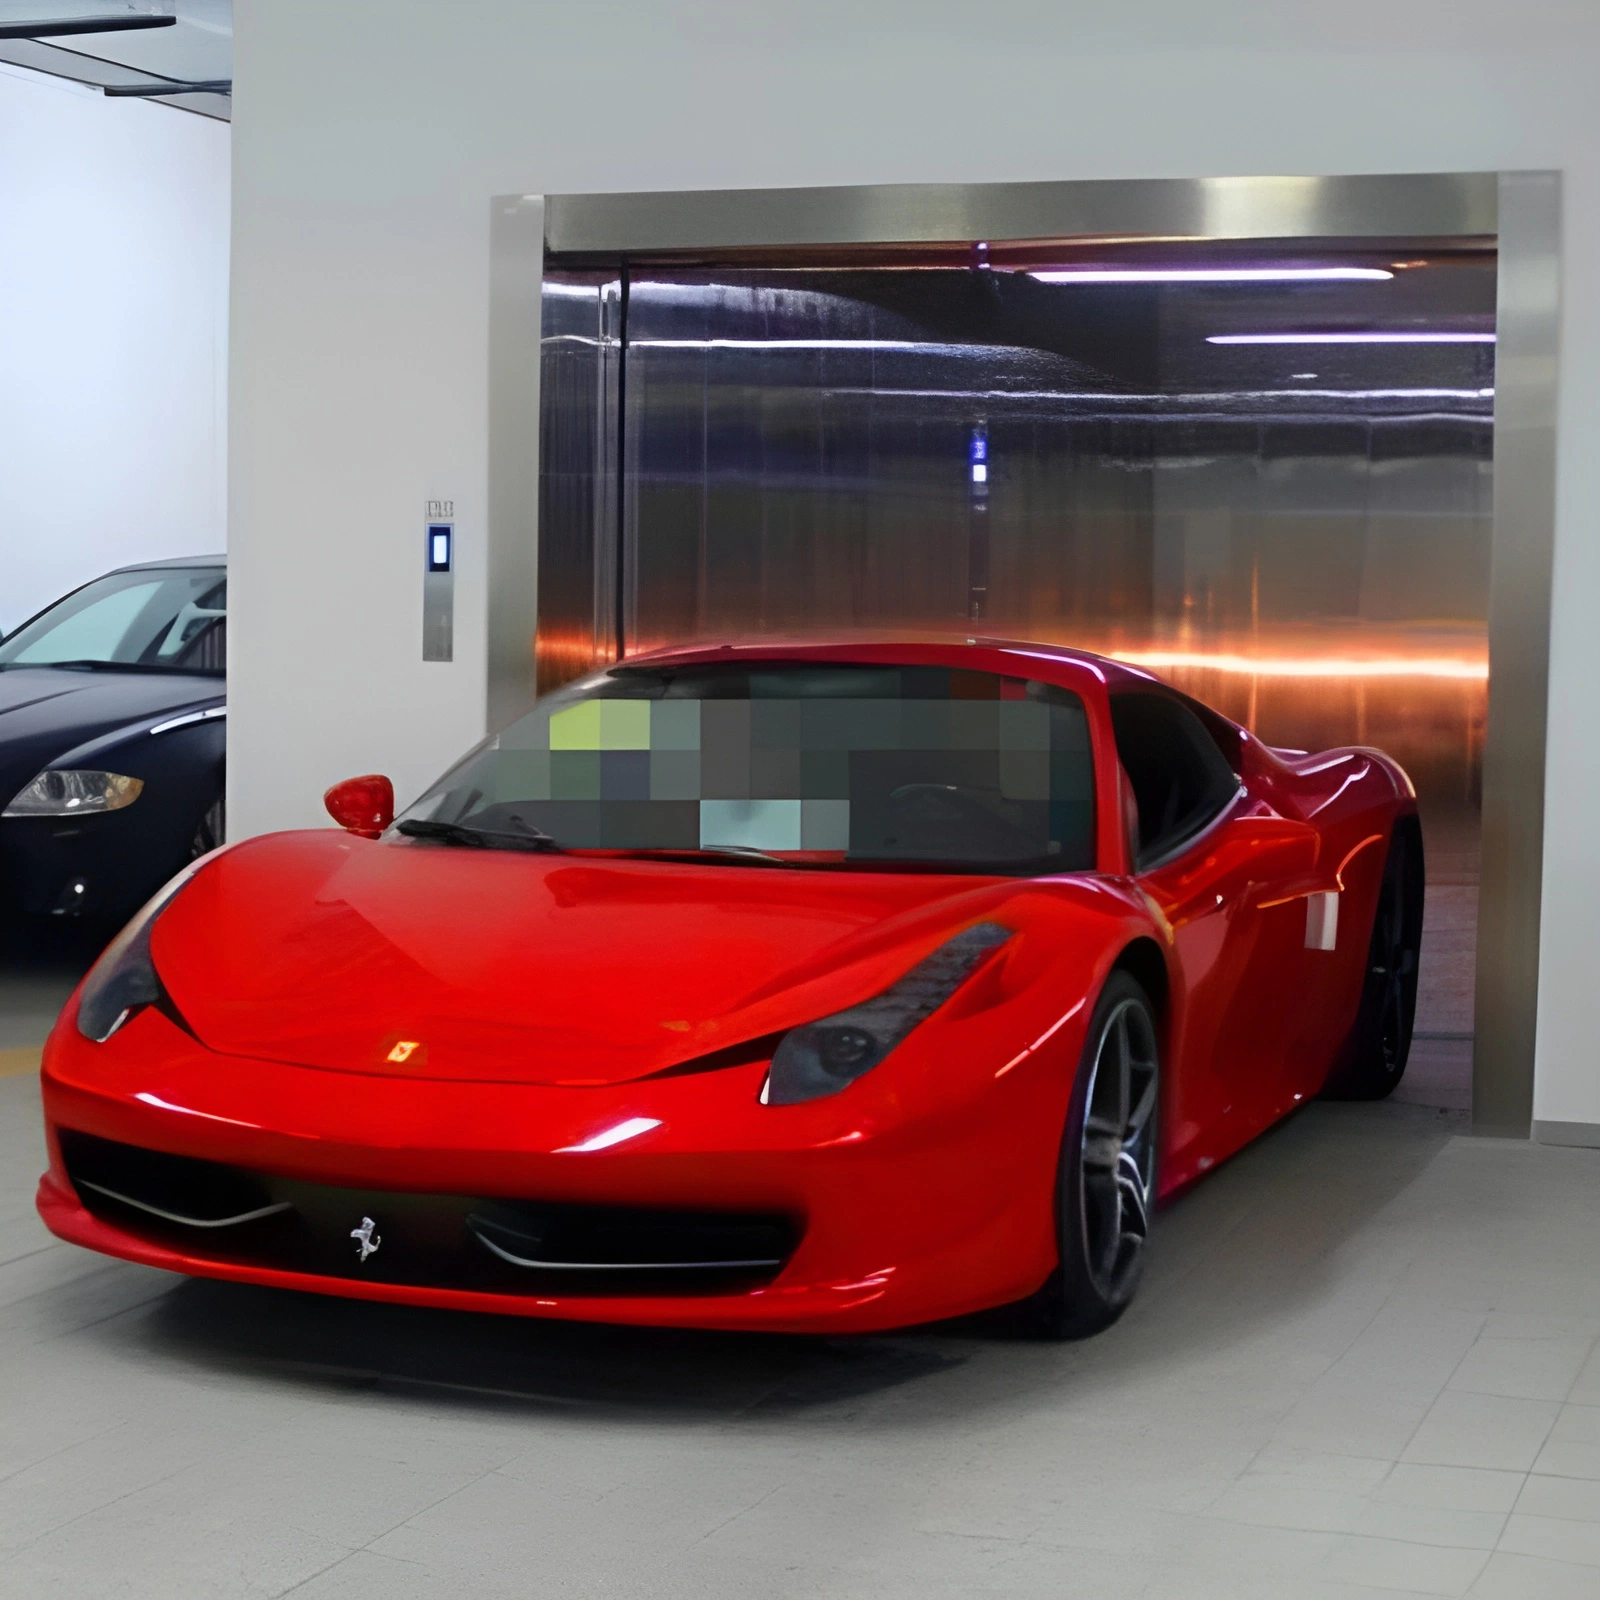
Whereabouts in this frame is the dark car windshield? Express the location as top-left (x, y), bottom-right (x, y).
top-left (399, 662), bottom-right (1097, 874)
top-left (0, 567), bottom-right (226, 674)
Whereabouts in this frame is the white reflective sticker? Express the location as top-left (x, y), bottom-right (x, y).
top-left (1305, 891), bottom-right (1340, 951)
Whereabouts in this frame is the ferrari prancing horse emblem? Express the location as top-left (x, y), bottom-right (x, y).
top-left (350, 1216), bottom-right (381, 1262)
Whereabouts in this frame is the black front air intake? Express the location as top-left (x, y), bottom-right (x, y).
top-left (59, 1130), bottom-right (800, 1296)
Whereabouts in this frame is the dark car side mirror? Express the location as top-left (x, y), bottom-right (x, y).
top-left (324, 774), bottom-right (394, 839)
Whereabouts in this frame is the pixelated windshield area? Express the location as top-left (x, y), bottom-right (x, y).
top-left (407, 665), bottom-right (1096, 872)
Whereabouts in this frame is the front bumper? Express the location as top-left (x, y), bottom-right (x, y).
top-left (37, 1002), bottom-right (1073, 1333)
top-left (1, 808), bottom-right (186, 920)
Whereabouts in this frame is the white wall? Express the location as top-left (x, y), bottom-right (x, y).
top-left (228, 0), bottom-right (1600, 1128)
top-left (0, 64), bottom-right (229, 634)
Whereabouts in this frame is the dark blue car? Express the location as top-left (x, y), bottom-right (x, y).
top-left (0, 557), bottom-right (226, 924)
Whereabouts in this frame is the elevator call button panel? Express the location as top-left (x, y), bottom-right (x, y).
top-left (423, 501), bottom-right (455, 661)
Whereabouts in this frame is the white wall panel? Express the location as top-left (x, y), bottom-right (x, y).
top-left (227, 0), bottom-right (1600, 1125)
top-left (0, 64), bottom-right (229, 633)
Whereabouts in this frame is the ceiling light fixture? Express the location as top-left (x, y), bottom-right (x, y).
top-left (1207, 332), bottom-right (1495, 345)
top-left (632, 338), bottom-right (943, 351)
top-left (1027, 267), bottom-right (1393, 284)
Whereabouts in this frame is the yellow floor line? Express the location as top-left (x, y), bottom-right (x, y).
top-left (0, 1047), bottom-right (43, 1079)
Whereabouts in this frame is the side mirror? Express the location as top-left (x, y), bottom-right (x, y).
top-left (323, 774), bottom-right (394, 839)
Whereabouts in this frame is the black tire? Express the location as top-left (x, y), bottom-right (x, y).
top-left (189, 791), bottom-right (225, 859)
top-left (1025, 970), bottom-right (1160, 1339)
top-left (1321, 821), bottom-right (1424, 1101)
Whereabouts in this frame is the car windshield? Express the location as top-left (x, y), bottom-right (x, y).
top-left (0, 568), bottom-right (226, 674)
top-left (400, 662), bottom-right (1097, 873)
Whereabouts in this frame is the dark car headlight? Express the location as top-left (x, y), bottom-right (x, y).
top-left (76, 863), bottom-right (200, 1042)
top-left (763, 923), bottom-right (1013, 1106)
top-left (3, 769), bottom-right (144, 817)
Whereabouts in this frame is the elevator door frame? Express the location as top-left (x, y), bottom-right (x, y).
top-left (489, 171), bottom-right (1559, 1140)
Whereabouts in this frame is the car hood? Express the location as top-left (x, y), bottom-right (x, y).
top-left (0, 666), bottom-right (222, 803)
top-left (152, 831), bottom-right (1033, 1085)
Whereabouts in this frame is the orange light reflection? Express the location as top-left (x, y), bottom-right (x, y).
top-left (1113, 649), bottom-right (1486, 681)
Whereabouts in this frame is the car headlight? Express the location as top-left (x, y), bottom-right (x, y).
top-left (76, 864), bottom-right (200, 1042)
top-left (763, 923), bottom-right (1013, 1105)
top-left (3, 770), bottom-right (144, 817)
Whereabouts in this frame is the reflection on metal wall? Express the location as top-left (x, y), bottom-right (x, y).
top-left (537, 247), bottom-right (1494, 841)
top-left (536, 272), bottom-right (620, 689)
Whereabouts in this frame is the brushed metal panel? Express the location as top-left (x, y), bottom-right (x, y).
top-left (487, 193), bottom-right (544, 730)
top-left (533, 270), bottom-right (623, 691)
top-left (1473, 171), bottom-right (1560, 1138)
top-left (547, 173), bottom-right (1497, 256)
top-left (422, 565), bottom-right (454, 661)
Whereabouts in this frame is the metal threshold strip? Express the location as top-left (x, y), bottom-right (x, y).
top-left (471, 1226), bottom-right (781, 1272)
top-left (75, 1178), bottom-right (292, 1229)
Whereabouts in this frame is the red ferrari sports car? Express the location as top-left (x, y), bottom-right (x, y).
top-left (36, 640), bottom-right (1422, 1336)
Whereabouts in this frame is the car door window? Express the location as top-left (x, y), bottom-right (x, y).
top-left (152, 579), bottom-right (227, 667)
top-left (1109, 691), bottom-right (1240, 868)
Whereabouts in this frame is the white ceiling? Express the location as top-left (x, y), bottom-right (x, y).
top-left (0, 2), bottom-right (231, 119)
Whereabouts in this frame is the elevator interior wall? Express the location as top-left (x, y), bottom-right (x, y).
top-left (537, 242), bottom-right (1494, 1069)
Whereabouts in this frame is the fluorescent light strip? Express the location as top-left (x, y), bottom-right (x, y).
top-left (1028, 267), bottom-right (1394, 284)
top-left (630, 338), bottom-right (944, 351)
top-left (623, 336), bottom-right (1499, 372)
top-left (765, 385), bottom-right (1495, 403)
top-left (1208, 332), bottom-right (1495, 345)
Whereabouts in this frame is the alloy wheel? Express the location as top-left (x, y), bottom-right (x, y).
top-left (1369, 850), bottom-right (1416, 1079)
top-left (1078, 997), bottom-right (1159, 1303)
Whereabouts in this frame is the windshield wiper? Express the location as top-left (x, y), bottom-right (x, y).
top-left (701, 845), bottom-right (799, 866)
top-left (395, 817), bottom-right (564, 853)
top-left (0, 659), bottom-right (214, 674)
top-left (613, 845), bottom-right (802, 868)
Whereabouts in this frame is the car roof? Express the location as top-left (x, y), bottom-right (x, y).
top-left (616, 635), bottom-right (1171, 693)
top-left (106, 554), bottom-right (227, 575)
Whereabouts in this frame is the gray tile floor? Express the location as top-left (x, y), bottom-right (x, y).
top-left (0, 917), bottom-right (103, 1050)
top-left (4, 1061), bottom-right (1600, 1597)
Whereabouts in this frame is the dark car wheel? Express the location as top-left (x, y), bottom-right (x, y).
top-left (1321, 821), bottom-right (1424, 1101)
top-left (1026, 970), bottom-right (1160, 1339)
top-left (189, 792), bottom-right (225, 859)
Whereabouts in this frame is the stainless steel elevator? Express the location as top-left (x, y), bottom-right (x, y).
top-left (537, 232), bottom-right (1497, 1102)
